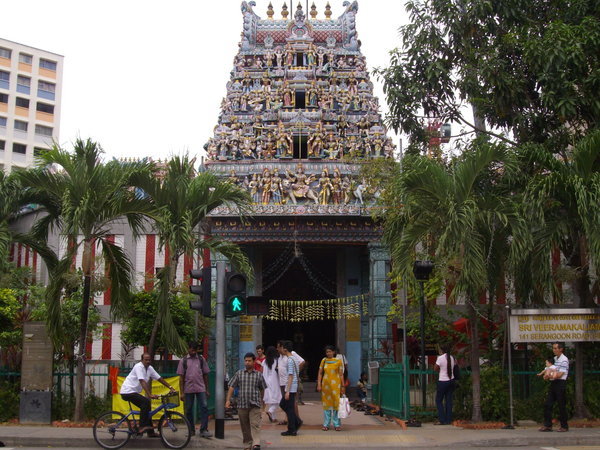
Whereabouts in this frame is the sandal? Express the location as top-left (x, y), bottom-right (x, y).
top-left (322, 426), bottom-right (329, 431)
top-left (334, 427), bottom-right (341, 431)
top-left (266, 412), bottom-right (275, 423)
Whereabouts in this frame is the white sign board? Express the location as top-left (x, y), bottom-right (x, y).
top-left (509, 308), bottom-right (600, 343)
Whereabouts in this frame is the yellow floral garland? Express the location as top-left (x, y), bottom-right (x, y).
top-left (265, 294), bottom-right (370, 321)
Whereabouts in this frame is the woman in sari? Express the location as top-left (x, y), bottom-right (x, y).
top-left (262, 346), bottom-right (282, 422)
top-left (316, 345), bottom-right (345, 431)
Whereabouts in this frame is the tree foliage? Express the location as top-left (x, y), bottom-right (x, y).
top-left (120, 289), bottom-right (208, 356)
top-left (131, 155), bottom-right (252, 356)
top-left (377, 0), bottom-right (600, 151)
top-left (16, 138), bottom-right (155, 421)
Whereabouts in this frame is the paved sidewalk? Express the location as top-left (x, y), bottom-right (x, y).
top-left (1, 401), bottom-right (599, 448)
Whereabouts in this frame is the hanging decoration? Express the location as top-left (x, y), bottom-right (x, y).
top-left (262, 242), bottom-right (338, 296)
top-left (265, 293), bottom-right (370, 322)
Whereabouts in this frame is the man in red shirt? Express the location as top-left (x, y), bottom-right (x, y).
top-left (254, 345), bottom-right (265, 372)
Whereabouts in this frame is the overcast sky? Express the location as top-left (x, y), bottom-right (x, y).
top-left (3, 0), bottom-right (408, 161)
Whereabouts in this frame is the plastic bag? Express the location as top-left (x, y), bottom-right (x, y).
top-left (338, 395), bottom-right (351, 419)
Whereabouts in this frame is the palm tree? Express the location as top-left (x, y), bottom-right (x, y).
top-left (378, 141), bottom-right (526, 421)
top-left (519, 130), bottom-right (600, 417)
top-left (17, 138), bottom-right (154, 421)
top-left (132, 155), bottom-right (252, 357)
top-left (0, 171), bottom-right (22, 271)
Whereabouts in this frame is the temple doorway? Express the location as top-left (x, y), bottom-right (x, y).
top-left (261, 244), bottom-right (337, 381)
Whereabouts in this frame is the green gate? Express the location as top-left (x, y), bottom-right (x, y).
top-left (371, 357), bottom-right (411, 419)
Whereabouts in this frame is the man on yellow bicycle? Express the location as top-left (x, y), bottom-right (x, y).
top-left (120, 353), bottom-right (175, 437)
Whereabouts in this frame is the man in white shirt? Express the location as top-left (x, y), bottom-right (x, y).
top-left (276, 340), bottom-right (305, 427)
top-left (120, 353), bottom-right (175, 437)
top-left (540, 342), bottom-right (569, 432)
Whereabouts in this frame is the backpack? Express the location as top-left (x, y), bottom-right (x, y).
top-left (452, 358), bottom-right (461, 381)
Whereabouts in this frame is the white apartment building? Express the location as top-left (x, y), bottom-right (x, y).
top-left (0, 38), bottom-right (63, 172)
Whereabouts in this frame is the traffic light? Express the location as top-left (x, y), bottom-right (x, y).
top-left (189, 266), bottom-right (212, 317)
top-left (225, 272), bottom-right (246, 317)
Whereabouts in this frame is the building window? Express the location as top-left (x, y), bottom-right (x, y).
top-left (34, 147), bottom-right (48, 156)
top-left (16, 97), bottom-right (29, 108)
top-left (0, 140), bottom-right (5, 151)
top-left (0, 71), bottom-right (9, 90)
top-left (38, 80), bottom-right (55, 100)
top-left (35, 124), bottom-right (53, 136)
top-left (19, 53), bottom-right (33, 64)
top-left (36, 102), bottom-right (54, 114)
top-left (0, 93), bottom-right (7, 103)
top-left (0, 117), bottom-right (6, 127)
top-left (14, 120), bottom-right (28, 132)
top-left (17, 75), bottom-right (31, 94)
top-left (13, 143), bottom-right (27, 154)
top-left (0, 47), bottom-right (11, 59)
top-left (39, 59), bottom-right (57, 71)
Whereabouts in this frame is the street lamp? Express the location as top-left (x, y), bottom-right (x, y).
top-left (413, 260), bottom-right (434, 408)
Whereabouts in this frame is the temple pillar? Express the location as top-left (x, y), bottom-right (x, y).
top-left (365, 242), bottom-right (391, 366)
top-left (342, 246), bottom-right (362, 384)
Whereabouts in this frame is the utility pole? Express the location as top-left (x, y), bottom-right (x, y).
top-left (215, 261), bottom-right (226, 439)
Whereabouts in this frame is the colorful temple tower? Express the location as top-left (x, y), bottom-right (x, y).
top-left (204, 1), bottom-right (394, 381)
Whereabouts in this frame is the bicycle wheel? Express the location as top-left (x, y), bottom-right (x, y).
top-left (158, 411), bottom-right (191, 449)
top-left (93, 410), bottom-right (132, 449)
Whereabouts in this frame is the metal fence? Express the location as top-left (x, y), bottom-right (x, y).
top-left (1, 361), bottom-right (216, 416)
top-left (369, 358), bottom-right (600, 420)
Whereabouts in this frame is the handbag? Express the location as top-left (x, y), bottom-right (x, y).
top-left (338, 395), bottom-right (351, 419)
top-left (452, 357), bottom-right (461, 381)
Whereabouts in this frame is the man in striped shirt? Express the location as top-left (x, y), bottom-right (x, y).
top-left (279, 341), bottom-right (301, 436)
top-left (226, 353), bottom-right (267, 450)
top-left (540, 342), bottom-right (569, 432)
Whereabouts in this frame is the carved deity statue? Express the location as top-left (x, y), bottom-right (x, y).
top-left (249, 173), bottom-right (261, 203)
top-left (307, 123), bottom-right (325, 158)
top-left (317, 169), bottom-right (333, 205)
top-left (275, 47), bottom-right (283, 67)
top-left (282, 83), bottom-right (294, 107)
top-left (331, 168), bottom-right (343, 204)
top-left (306, 44), bottom-right (316, 66)
top-left (260, 168), bottom-right (272, 204)
top-left (307, 82), bottom-right (319, 108)
top-left (270, 168), bottom-right (283, 204)
top-left (285, 44), bottom-right (294, 66)
top-left (276, 122), bottom-right (293, 157)
top-left (285, 165), bottom-right (318, 204)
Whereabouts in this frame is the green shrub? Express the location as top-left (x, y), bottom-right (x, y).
top-left (452, 366), bottom-right (510, 421)
top-left (83, 394), bottom-right (111, 420)
top-left (0, 380), bottom-right (19, 422)
top-left (583, 376), bottom-right (600, 418)
top-left (451, 365), bottom-right (599, 422)
top-left (52, 392), bottom-right (75, 421)
top-left (51, 393), bottom-right (111, 421)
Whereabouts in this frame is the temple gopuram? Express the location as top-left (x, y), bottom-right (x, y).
top-left (204, 1), bottom-right (394, 382)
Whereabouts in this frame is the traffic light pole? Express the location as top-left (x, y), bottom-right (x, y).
top-left (215, 261), bottom-right (226, 439)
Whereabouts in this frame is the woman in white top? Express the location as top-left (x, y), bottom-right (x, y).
top-left (433, 344), bottom-right (457, 425)
top-left (262, 346), bottom-right (282, 422)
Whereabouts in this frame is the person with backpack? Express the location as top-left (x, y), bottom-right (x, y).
top-left (177, 341), bottom-right (212, 438)
top-left (433, 343), bottom-right (458, 425)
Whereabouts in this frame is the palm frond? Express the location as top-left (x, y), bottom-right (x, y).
top-left (155, 266), bottom-right (187, 355)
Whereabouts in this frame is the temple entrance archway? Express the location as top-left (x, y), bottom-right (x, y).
top-left (261, 245), bottom-right (337, 381)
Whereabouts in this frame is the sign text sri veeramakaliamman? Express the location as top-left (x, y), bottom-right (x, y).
top-left (509, 308), bottom-right (600, 343)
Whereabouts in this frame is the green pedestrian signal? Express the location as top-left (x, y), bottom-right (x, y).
top-left (227, 295), bottom-right (245, 315)
top-left (225, 272), bottom-right (247, 317)
top-left (231, 297), bottom-right (242, 311)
